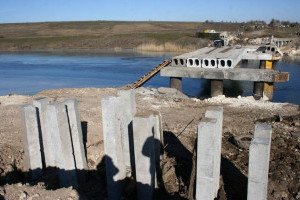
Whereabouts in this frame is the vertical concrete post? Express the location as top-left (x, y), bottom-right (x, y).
top-left (263, 61), bottom-right (274, 101)
top-left (170, 77), bottom-right (182, 92)
top-left (205, 106), bottom-right (223, 198)
top-left (64, 99), bottom-right (88, 181)
top-left (152, 113), bottom-right (163, 190)
top-left (153, 113), bottom-right (163, 162)
top-left (210, 80), bottom-right (223, 97)
top-left (253, 60), bottom-right (265, 100)
top-left (20, 105), bottom-right (43, 180)
top-left (33, 97), bottom-right (56, 167)
top-left (133, 114), bottom-right (157, 200)
top-left (196, 118), bottom-right (217, 200)
top-left (254, 60), bottom-right (274, 101)
top-left (47, 102), bottom-right (78, 188)
top-left (117, 90), bottom-right (137, 174)
top-left (247, 124), bottom-right (272, 200)
top-left (102, 95), bottom-right (126, 200)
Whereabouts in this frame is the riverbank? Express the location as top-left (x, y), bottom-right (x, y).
top-left (0, 87), bottom-right (299, 199)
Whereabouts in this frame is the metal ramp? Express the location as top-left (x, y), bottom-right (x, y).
top-left (124, 60), bottom-right (171, 89)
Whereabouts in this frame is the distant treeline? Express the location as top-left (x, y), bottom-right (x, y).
top-left (204, 19), bottom-right (299, 28)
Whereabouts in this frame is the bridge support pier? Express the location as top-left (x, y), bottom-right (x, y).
top-left (253, 61), bottom-right (274, 101)
top-left (210, 80), bottom-right (223, 97)
top-left (242, 59), bottom-right (248, 64)
top-left (253, 60), bottom-right (266, 99)
top-left (263, 61), bottom-right (274, 101)
top-left (170, 77), bottom-right (182, 92)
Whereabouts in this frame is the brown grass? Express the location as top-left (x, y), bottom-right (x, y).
top-left (1, 21), bottom-right (297, 52)
top-left (135, 42), bottom-right (196, 52)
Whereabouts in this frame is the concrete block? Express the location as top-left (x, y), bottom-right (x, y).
top-left (47, 102), bottom-right (78, 188)
top-left (196, 118), bottom-right (217, 200)
top-left (133, 114), bottom-right (157, 200)
top-left (33, 97), bottom-right (56, 167)
top-left (247, 124), bottom-right (272, 200)
top-left (102, 95), bottom-right (126, 200)
top-left (64, 99), bottom-right (88, 181)
top-left (205, 106), bottom-right (223, 197)
top-left (20, 105), bottom-right (43, 180)
top-left (117, 90), bottom-right (137, 173)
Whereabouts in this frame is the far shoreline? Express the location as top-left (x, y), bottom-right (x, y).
top-left (0, 48), bottom-right (182, 57)
top-left (1, 48), bottom-right (300, 58)
top-left (0, 48), bottom-right (300, 61)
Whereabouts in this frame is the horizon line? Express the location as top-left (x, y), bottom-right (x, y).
top-left (1, 19), bottom-right (299, 25)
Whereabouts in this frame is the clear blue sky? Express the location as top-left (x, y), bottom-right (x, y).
top-left (0, 0), bottom-right (299, 24)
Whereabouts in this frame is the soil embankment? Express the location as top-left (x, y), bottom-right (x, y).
top-left (0, 87), bottom-right (299, 199)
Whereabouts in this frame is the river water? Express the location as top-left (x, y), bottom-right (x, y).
top-left (0, 50), bottom-right (299, 105)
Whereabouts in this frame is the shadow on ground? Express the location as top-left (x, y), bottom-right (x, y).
top-left (0, 128), bottom-right (248, 200)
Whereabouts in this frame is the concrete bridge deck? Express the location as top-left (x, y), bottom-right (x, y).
top-left (161, 46), bottom-right (288, 100)
top-left (161, 67), bottom-right (289, 82)
top-left (172, 46), bottom-right (281, 68)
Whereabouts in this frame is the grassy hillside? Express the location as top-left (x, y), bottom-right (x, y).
top-left (0, 21), bottom-right (239, 51)
top-left (0, 21), bottom-right (298, 52)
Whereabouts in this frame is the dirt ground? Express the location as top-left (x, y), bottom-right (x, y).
top-left (0, 87), bottom-right (299, 200)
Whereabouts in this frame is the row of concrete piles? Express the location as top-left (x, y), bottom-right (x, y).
top-left (197, 107), bottom-right (272, 200)
top-left (101, 89), bottom-right (163, 200)
top-left (21, 98), bottom-right (87, 188)
top-left (21, 90), bottom-right (272, 199)
top-left (101, 90), bottom-right (273, 200)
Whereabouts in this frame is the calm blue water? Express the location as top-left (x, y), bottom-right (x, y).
top-left (0, 50), bottom-right (299, 105)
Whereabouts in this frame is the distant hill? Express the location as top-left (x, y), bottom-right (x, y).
top-left (0, 21), bottom-right (298, 52)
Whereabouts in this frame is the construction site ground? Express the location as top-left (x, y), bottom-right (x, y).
top-left (0, 87), bottom-right (299, 200)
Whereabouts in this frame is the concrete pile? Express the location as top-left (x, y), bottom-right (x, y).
top-left (20, 98), bottom-right (87, 188)
top-left (101, 94), bottom-right (273, 199)
top-left (102, 90), bottom-right (163, 200)
top-left (196, 107), bottom-right (272, 200)
top-left (247, 124), bottom-right (272, 200)
top-left (196, 106), bottom-right (223, 199)
top-left (20, 90), bottom-right (273, 199)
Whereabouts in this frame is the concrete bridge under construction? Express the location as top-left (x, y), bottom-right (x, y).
top-left (160, 45), bottom-right (289, 100)
top-left (273, 38), bottom-right (293, 48)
